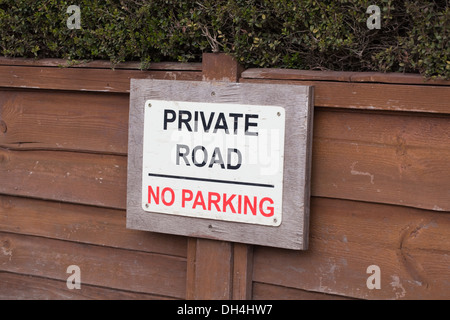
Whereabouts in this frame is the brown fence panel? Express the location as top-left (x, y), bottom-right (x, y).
top-left (253, 197), bottom-right (450, 300)
top-left (0, 90), bottom-right (129, 154)
top-left (241, 67), bottom-right (450, 300)
top-left (0, 195), bottom-right (187, 257)
top-left (0, 55), bottom-right (449, 300)
top-left (0, 232), bottom-right (186, 298)
top-left (0, 60), bottom-right (200, 299)
top-left (312, 108), bottom-right (450, 211)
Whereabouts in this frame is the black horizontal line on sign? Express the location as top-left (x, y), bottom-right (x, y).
top-left (148, 173), bottom-right (275, 188)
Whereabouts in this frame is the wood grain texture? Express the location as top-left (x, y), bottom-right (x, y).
top-left (187, 239), bottom-right (233, 299)
top-left (240, 78), bottom-right (450, 114)
top-left (0, 57), bottom-right (202, 71)
top-left (127, 79), bottom-right (314, 250)
top-left (202, 53), bottom-right (244, 82)
top-left (253, 197), bottom-right (450, 300)
top-left (232, 243), bottom-right (253, 300)
top-left (253, 282), bottom-right (353, 300)
top-left (312, 109), bottom-right (450, 211)
top-left (0, 56), bottom-right (448, 300)
top-left (0, 66), bottom-right (201, 93)
top-left (0, 195), bottom-right (187, 257)
top-left (185, 238), bottom-right (198, 300)
top-left (0, 89), bottom-right (129, 154)
top-left (0, 232), bottom-right (186, 299)
top-left (0, 272), bottom-right (175, 300)
top-left (0, 148), bottom-right (127, 209)
top-left (242, 68), bottom-right (450, 86)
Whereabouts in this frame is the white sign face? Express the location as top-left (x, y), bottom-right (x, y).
top-left (141, 100), bottom-right (285, 226)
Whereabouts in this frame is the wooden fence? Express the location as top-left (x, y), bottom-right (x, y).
top-left (0, 53), bottom-right (448, 299)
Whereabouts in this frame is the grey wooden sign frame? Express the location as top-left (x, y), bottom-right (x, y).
top-left (127, 79), bottom-right (314, 250)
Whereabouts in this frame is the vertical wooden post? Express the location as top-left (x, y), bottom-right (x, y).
top-left (185, 53), bottom-right (252, 300)
top-left (232, 243), bottom-right (253, 300)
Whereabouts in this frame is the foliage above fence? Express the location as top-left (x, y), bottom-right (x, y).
top-left (0, 0), bottom-right (448, 79)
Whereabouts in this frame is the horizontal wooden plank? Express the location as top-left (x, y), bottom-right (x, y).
top-left (0, 195), bottom-right (187, 257)
top-left (253, 197), bottom-right (450, 299)
top-left (242, 68), bottom-right (450, 86)
top-left (0, 272), bottom-right (174, 300)
top-left (240, 78), bottom-right (450, 114)
top-left (0, 65), bottom-right (201, 93)
top-left (0, 57), bottom-right (203, 71)
top-left (0, 89), bottom-right (129, 154)
top-left (349, 72), bottom-right (450, 86)
top-left (312, 109), bottom-right (450, 211)
top-left (252, 282), bottom-right (352, 300)
top-left (0, 232), bottom-right (186, 298)
top-left (0, 148), bottom-right (127, 209)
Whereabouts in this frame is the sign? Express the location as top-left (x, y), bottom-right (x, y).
top-left (142, 100), bottom-right (285, 226)
top-left (127, 80), bottom-right (313, 250)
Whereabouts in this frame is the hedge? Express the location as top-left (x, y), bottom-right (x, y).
top-left (0, 0), bottom-right (448, 79)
